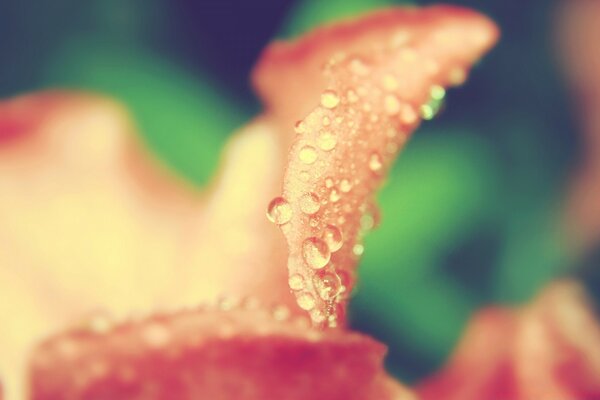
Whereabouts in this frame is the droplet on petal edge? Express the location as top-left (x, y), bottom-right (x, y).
top-left (255, 6), bottom-right (499, 327)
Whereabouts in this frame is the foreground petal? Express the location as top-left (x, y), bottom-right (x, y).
top-left (254, 6), bottom-right (499, 325)
top-left (0, 93), bottom-right (296, 397)
top-left (30, 305), bottom-right (415, 400)
top-left (419, 280), bottom-right (600, 400)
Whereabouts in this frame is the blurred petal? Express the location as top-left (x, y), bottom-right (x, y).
top-left (30, 305), bottom-right (415, 400)
top-left (0, 93), bottom-right (295, 396)
top-left (419, 280), bottom-right (600, 399)
top-left (558, 0), bottom-right (600, 248)
top-left (253, 5), bottom-right (499, 325)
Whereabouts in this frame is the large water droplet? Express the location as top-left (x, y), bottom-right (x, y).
top-left (289, 274), bottom-right (305, 291)
top-left (323, 224), bottom-right (343, 252)
top-left (368, 152), bottom-right (383, 172)
top-left (317, 131), bottom-right (337, 151)
top-left (353, 243), bottom-right (365, 256)
top-left (320, 90), bottom-right (340, 109)
top-left (314, 272), bottom-right (342, 301)
top-left (300, 192), bottom-right (320, 215)
top-left (299, 145), bottom-right (318, 164)
top-left (267, 197), bottom-right (292, 225)
top-left (297, 293), bottom-right (316, 311)
top-left (302, 237), bottom-right (331, 269)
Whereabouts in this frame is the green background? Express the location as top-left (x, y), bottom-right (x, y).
top-left (0, 0), bottom-right (579, 382)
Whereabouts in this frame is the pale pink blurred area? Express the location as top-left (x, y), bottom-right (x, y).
top-left (0, 92), bottom-right (297, 397)
top-left (557, 0), bottom-right (600, 249)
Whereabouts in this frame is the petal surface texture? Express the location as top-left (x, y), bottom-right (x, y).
top-left (254, 5), bottom-right (499, 325)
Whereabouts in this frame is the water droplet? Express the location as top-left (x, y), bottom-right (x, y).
top-left (294, 120), bottom-right (306, 134)
top-left (310, 309), bottom-right (326, 323)
top-left (272, 305), bottom-right (290, 321)
top-left (317, 131), bottom-right (337, 151)
top-left (267, 197), bottom-right (292, 225)
top-left (368, 152), bottom-right (383, 172)
top-left (325, 177), bottom-right (334, 188)
top-left (302, 237), bottom-right (331, 269)
top-left (420, 104), bottom-right (435, 120)
top-left (297, 293), bottom-right (316, 311)
top-left (299, 145), bottom-right (318, 164)
top-left (384, 94), bottom-right (401, 115)
top-left (347, 90), bottom-right (359, 103)
top-left (381, 74), bottom-right (399, 91)
top-left (142, 322), bottom-right (170, 349)
top-left (349, 58), bottom-right (370, 76)
top-left (323, 224), bottom-right (343, 252)
top-left (289, 274), bottom-right (305, 291)
top-left (430, 85), bottom-right (446, 101)
top-left (448, 67), bottom-right (467, 86)
top-left (322, 116), bottom-right (331, 126)
top-left (339, 178), bottom-right (353, 193)
top-left (329, 189), bottom-right (341, 202)
top-left (353, 243), bottom-right (365, 256)
top-left (360, 213), bottom-right (375, 231)
top-left (300, 192), bottom-right (320, 215)
top-left (321, 90), bottom-right (340, 109)
top-left (314, 272), bottom-right (342, 301)
top-left (400, 104), bottom-right (418, 125)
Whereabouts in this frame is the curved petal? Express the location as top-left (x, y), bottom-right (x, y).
top-left (418, 280), bottom-right (600, 400)
top-left (29, 304), bottom-right (415, 400)
top-left (254, 5), bottom-right (499, 325)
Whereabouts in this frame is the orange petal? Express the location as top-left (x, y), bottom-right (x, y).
top-left (418, 308), bottom-right (518, 400)
top-left (0, 92), bottom-right (297, 397)
top-left (254, 6), bottom-right (499, 325)
top-left (29, 305), bottom-right (415, 400)
top-left (419, 280), bottom-right (600, 400)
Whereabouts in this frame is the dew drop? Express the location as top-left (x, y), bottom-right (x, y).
top-left (314, 272), bottom-right (342, 301)
top-left (299, 145), bottom-right (318, 164)
top-left (294, 120), bottom-right (306, 134)
top-left (297, 293), bottom-right (316, 311)
top-left (384, 94), bottom-right (401, 115)
top-left (430, 85), bottom-right (446, 101)
top-left (329, 189), bottom-right (341, 203)
top-left (272, 305), bottom-right (290, 321)
top-left (267, 197), bottom-right (292, 225)
top-left (321, 90), bottom-right (340, 109)
top-left (349, 58), bottom-right (370, 76)
top-left (288, 274), bottom-right (305, 291)
top-left (368, 152), bottom-right (383, 172)
top-left (300, 192), bottom-right (321, 215)
top-left (347, 90), bottom-right (359, 103)
top-left (381, 74), bottom-right (399, 91)
top-left (302, 237), bottom-right (331, 269)
top-left (317, 131), bottom-right (337, 151)
top-left (323, 224), bottom-right (343, 252)
top-left (420, 104), bottom-right (435, 120)
top-left (310, 309), bottom-right (326, 323)
top-left (325, 177), bottom-right (334, 189)
top-left (400, 104), bottom-right (418, 125)
top-left (449, 67), bottom-right (467, 86)
top-left (353, 243), bottom-right (365, 256)
top-left (339, 178), bottom-right (353, 193)
top-left (322, 116), bottom-right (331, 126)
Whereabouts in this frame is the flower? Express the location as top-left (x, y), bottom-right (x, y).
top-left (0, 5), bottom-right (498, 400)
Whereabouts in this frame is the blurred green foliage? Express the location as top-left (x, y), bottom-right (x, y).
top-left (1, 0), bottom-right (577, 383)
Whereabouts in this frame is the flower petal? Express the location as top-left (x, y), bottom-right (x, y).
top-left (254, 6), bottom-right (499, 325)
top-left (419, 280), bottom-right (600, 399)
top-left (0, 93), bottom-right (296, 397)
top-left (29, 305), bottom-right (415, 400)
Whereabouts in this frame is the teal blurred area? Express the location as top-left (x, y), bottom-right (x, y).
top-left (0, 0), bottom-right (578, 382)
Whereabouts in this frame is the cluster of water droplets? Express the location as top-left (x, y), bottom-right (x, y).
top-left (265, 26), bottom-right (471, 327)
